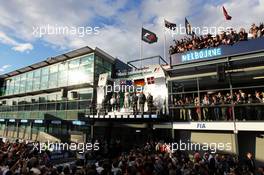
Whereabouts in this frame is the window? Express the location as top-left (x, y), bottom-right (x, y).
top-left (41, 75), bottom-right (49, 89)
top-left (26, 72), bottom-right (33, 92)
top-left (69, 59), bottom-right (80, 69)
top-left (41, 67), bottom-right (49, 76)
top-left (13, 76), bottom-right (21, 94)
top-left (19, 74), bottom-right (27, 93)
top-left (95, 56), bottom-right (103, 66)
top-left (34, 69), bottom-right (41, 78)
top-left (49, 73), bottom-right (58, 88)
top-left (33, 77), bottom-right (40, 91)
top-left (5, 80), bottom-right (11, 95)
top-left (32, 70), bottom-right (41, 91)
top-left (9, 79), bottom-right (14, 95)
top-left (80, 55), bottom-right (94, 66)
top-left (59, 62), bottom-right (68, 71)
top-left (50, 64), bottom-right (58, 74)
top-left (58, 71), bottom-right (68, 87)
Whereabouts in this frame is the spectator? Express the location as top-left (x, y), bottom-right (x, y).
top-left (146, 93), bottom-right (153, 113)
top-left (138, 92), bottom-right (146, 114)
top-left (169, 23), bottom-right (263, 55)
top-left (245, 152), bottom-right (256, 174)
top-left (132, 92), bottom-right (138, 114)
top-left (110, 94), bottom-right (116, 112)
top-left (202, 95), bottom-right (210, 121)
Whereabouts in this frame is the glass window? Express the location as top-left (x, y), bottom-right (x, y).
top-left (49, 73), bottom-right (58, 88)
top-left (5, 80), bottom-right (11, 95)
top-left (69, 59), bottom-right (80, 69)
top-left (81, 65), bottom-right (93, 74)
top-left (50, 64), bottom-right (58, 74)
top-left (33, 77), bottom-right (40, 91)
top-left (105, 61), bottom-right (112, 70)
top-left (26, 72), bottom-right (33, 92)
top-left (19, 74), bottom-right (27, 93)
top-left (41, 75), bottom-right (49, 89)
top-left (96, 56), bottom-right (103, 66)
top-left (9, 78), bottom-right (14, 95)
top-left (79, 91), bottom-right (93, 100)
top-left (68, 68), bottom-right (79, 85)
top-left (80, 55), bottom-right (94, 66)
top-left (58, 71), bottom-right (68, 87)
top-left (59, 62), bottom-right (68, 71)
top-left (13, 76), bottom-right (21, 94)
top-left (41, 67), bottom-right (49, 76)
top-left (34, 69), bottom-right (41, 78)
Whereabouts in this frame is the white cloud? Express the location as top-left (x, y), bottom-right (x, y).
top-left (0, 31), bottom-right (33, 52)
top-left (0, 65), bottom-right (12, 72)
top-left (12, 43), bottom-right (33, 52)
top-left (0, 0), bottom-right (263, 62)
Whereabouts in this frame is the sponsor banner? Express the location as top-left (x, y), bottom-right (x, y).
top-left (98, 73), bottom-right (108, 86)
top-left (173, 122), bottom-right (234, 131)
top-left (173, 122), bottom-right (264, 131)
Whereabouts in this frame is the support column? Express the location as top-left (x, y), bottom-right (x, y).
top-left (228, 72), bottom-right (239, 155)
top-left (16, 120), bottom-right (19, 138)
top-left (29, 121), bottom-right (33, 140)
top-left (4, 121), bottom-right (8, 137)
top-left (171, 128), bottom-right (175, 141)
top-left (90, 124), bottom-right (94, 140)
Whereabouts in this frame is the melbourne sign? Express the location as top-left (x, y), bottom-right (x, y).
top-left (181, 48), bottom-right (221, 62)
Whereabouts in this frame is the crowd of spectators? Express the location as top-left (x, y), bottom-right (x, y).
top-left (1, 138), bottom-right (264, 175)
top-left (169, 23), bottom-right (264, 54)
top-left (172, 90), bottom-right (264, 121)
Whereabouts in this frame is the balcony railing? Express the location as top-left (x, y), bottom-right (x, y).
top-left (0, 99), bottom-right (94, 113)
top-left (169, 103), bottom-right (264, 121)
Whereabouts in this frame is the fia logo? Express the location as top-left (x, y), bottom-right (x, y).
top-left (197, 123), bottom-right (206, 128)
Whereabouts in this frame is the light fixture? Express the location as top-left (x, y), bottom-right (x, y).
top-left (253, 76), bottom-right (264, 80)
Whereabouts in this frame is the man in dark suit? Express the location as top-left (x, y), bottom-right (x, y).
top-left (245, 152), bottom-right (256, 174)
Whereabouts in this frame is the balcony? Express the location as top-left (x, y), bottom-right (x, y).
top-left (170, 37), bottom-right (264, 66)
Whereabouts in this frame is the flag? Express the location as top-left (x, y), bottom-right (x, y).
top-left (185, 18), bottom-right (192, 35)
top-left (164, 20), bottom-right (176, 30)
top-left (147, 77), bottom-right (155, 84)
top-left (134, 79), bottom-right (145, 86)
top-left (222, 6), bottom-right (232, 20)
top-left (142, 28), bottom-right (158, 44)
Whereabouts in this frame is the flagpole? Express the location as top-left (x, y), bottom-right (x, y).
top-left (163, 18), bottom-right (167, 62)
top-left (140, 24), bottom-right (143, 69)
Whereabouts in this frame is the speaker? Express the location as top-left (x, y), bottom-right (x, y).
top-left (217, 65), bottom-right (226, 82)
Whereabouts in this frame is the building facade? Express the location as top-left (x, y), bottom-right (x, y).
top-left (0, 46), bottom-right (127, 142)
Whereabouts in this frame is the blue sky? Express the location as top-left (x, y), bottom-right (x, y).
top-left (0, 0), bottom-right (263, 74)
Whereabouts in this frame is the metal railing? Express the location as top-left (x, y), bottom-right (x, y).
top-left (169, 103), bottom-right (264, 121)
top-left (0, 99), bottom-right (93, 112)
